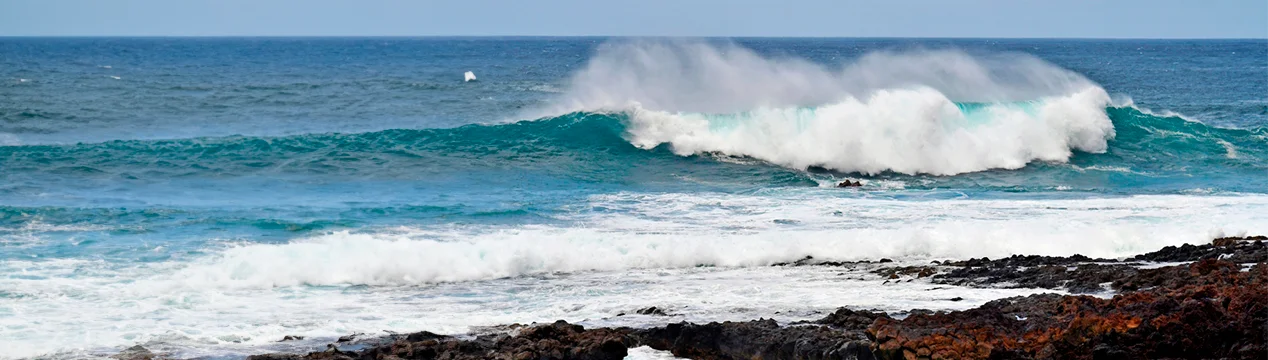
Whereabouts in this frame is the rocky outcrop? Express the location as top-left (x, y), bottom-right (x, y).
top-left (635, 317), bottom-right (879, 360)
top-left (837, 180), bottom-right (863, 187)
top-left (111, 345), bottom-right (156, 360)
top-left (923, 236), bottom-right (1266, 293)
top-left (867, 259), bottom-right (1267, 359)
top-left (249, 321), bottom-right (632, 360)
top-left (246, 237), bottom-right (1266, 360)
top-left (1133, 236), bottom-right (1267, 263)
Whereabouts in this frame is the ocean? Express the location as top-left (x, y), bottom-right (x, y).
top-left (1, 37), bottom-right (1265, 359)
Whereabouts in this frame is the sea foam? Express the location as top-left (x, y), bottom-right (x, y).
top-left (163, 193), bottom-right (1268, 288)
top-left (539, 41), bottom-right (1117, 175)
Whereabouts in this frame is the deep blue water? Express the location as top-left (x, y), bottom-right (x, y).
top-left (3, 38), bottom-right (1265, 257)
top-left (1, 38), bottom-right (1266, 358)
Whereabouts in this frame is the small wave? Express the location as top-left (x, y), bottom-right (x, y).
top-left (153, 193), bottom-right (1268, 288)
top-left (1217, 139), bottom-right (1238, 159)
top-left (1073, 165), bottom-right (1145, 175)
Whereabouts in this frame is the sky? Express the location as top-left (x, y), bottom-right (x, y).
top-left (2, 0), bottom-right (1266, 38)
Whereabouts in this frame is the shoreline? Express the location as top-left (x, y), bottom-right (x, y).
top-left (112, 237), bottom-right (1265, 360)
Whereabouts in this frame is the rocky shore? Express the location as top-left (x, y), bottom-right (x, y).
top-left (120, 237), bottom-right (1265, 360)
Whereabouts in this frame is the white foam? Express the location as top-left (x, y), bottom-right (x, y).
top-left (0, 258), bottom-right (1051, 359)
top-left (536, 40), bottom-right (1116, 175)
top-left (464, 71), bottom-right (477, 82)
top-left (5, 192), bottom-right (1268, 358)
top-left (1075, 165), bottom-right (1147, 175)
top-left (153, 193), bottom-right (1268, 288)
top-left (1218, 139), bottom-right (1239, 159)
top-left (1115, 96), bottom-right (1200, 123)
top-left (627, 346), bottom-right (684, 359)
top-left (543, 40), bottom-right (1096, 115)
top-left (624, 86), bottom-right (1113, 175)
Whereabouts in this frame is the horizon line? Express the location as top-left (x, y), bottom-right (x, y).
top-left (2, 35), bottom-right (1266, 40)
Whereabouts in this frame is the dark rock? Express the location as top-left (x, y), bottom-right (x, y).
top-left (256, 321), bottom-right (632, 360)
top-left (873, 266), bottom-right (935, 280)
top-left (1213, 235), bottom-right (1267, 246)
top-left (867, 260), bottom-right (1267, 360)
top-left (772, 255), bottom-right (816, 266)
top-left (279, 335), bottom-right (304, 342)
top-left (877, 258), bottom-right (892, 263)
top-left (926, 240), bottom-right (1267, 293)
top-left (836, 180), bottom-right (863, 188)
top-left (948, 297), bottom-right (963, 302)
top-left (248, 344), bottom-right (355, 360)
top-left (246, 355), bottom-right (305, 360)
top-left (1133, 237), bottom-right (1267, 263)
top-left (636, 306), bottom-right (672, 316)
top-left (111, 345), bottom-right (154, 360)
top-left (335, 333), bottom-right (360, 343)
top-left (637, 319), bottom-right (876, 360)
top-left (405, 330), bottom-right (448, 342)
top-left (807, 308), bottom-right (891, 329)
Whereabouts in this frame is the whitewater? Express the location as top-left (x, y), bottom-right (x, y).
top-left (1, 38), bottom-right (1265, 359)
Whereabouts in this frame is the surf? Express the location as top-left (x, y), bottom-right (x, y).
top-left (0, 106), bottom-right (1263, 191)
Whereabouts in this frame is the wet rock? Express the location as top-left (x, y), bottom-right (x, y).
top-left (257, 320), bottom-right (633, 360)
top-left (404, 330), bottom-right (448, 342)
top-left (772, 255), bottom-right (817, 266)
top-left (867, 260), bottom-right (1267, 359)
top-left (636, 306), bottom-right (672, 316)
top-left (246, 355), bottom-right (305, 360)
top-left (111, 345), bottom-right (155, 360)
top-left (279, 335), bottom-right (304, 342)
top-left (873, 266), bottom-right (935, 280)
top-left (1135, 237), bottom-right (1267, 263)
top-left (942, 254), bottom-right (1107, 268)
top-left (806, 308), bottom-right (891, 329)
top-left (933, 260), bottom-right (1133, 293)
top-left (335, 333), bottom-right (361, 343)
top-left (1212, 235), bottom-right (1267, 246)
top-left (637, 319), bottom-right (876, 360)
top-left (836, 180), bottom-right (863, 188)
top-left (248, 344), bottom-right (355, 360)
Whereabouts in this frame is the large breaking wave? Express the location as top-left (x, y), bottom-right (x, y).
top-left (2, 41), bottom-right (1264, 190)
top-left (539, 41), bottom-right (1117, 175)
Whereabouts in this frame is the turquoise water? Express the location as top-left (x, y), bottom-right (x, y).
top-left (1, 38), bottom-right (1266, 358)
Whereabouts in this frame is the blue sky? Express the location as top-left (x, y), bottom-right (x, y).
top-left (2, 0), bottom-right (1265, 38)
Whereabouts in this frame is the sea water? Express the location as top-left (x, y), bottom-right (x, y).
top-left (1, 37), bottom-right (1266, 359)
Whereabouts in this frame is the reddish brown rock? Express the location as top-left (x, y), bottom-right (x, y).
top-left (867, 260), bottom-right (1268, 360)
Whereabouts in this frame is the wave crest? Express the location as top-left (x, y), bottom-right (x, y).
top-left (625, 86), bottom-right (1114, 175)
top-left (541, 40), bottom-right (1117, 175)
